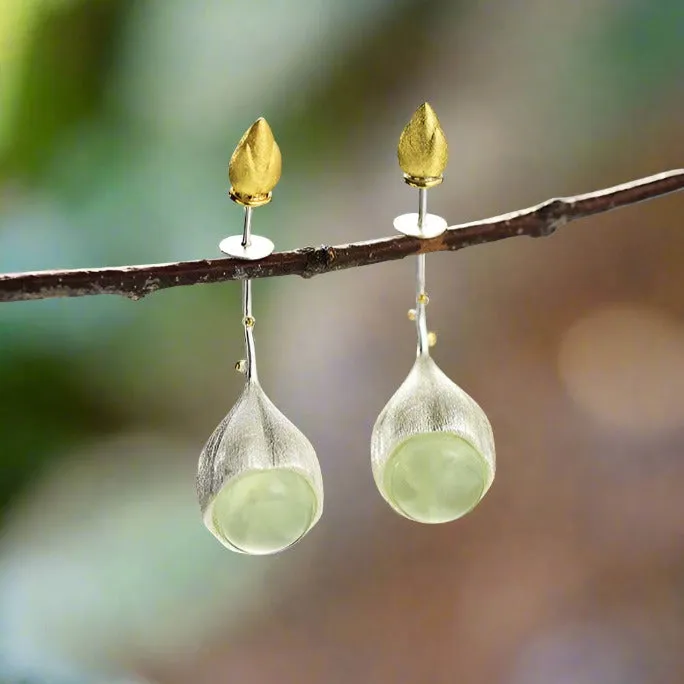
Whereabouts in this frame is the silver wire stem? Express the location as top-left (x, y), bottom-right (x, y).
top-left (241, 207), bottom-right (258, 382)
top-left (415, 188), bottom-right (430, 357)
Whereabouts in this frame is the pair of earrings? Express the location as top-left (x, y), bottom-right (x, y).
top-left (197, 104), bottom-right (496, 555)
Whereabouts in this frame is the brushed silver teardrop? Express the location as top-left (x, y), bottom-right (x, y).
top-left (371, 355), bottom-right (495, 523)
top-left (197, 382), bottom-right (323, 554)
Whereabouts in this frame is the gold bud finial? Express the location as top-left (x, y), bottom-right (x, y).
top-left (397, 102), bottom-right (448, 188)
top-left (228, 117), bottom-right (282, 207)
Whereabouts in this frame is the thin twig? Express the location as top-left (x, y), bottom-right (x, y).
top-left (1, 169), bottom-right (683, 303)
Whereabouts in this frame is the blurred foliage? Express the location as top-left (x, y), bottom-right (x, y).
top-left (1, 0), bottom-right (132, 179)
top-left (0, 349), bottom-right (123, 510)
top-left (607, 0), bottom-right (684, 102)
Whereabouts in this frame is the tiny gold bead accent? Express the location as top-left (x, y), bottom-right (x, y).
top-left (407, 308), bottom-right (417, 321)
top-left (228, 118), bottom-right (282, 207)
top-left (235, 360), bottom-right (247, 373)
top-left (428, 331), bottom-right (437, 347)
top-left (243, 316), bottom-right (255, 328)
top-left (417, 293), bottom-right (430, 305)
top-left (397, 103), bottom-right (449, 188)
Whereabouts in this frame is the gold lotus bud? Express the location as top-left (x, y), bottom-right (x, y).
top-left (228, 117), bottom-right (282, 207)
top-left (397, 102), bottom-right (448, 188)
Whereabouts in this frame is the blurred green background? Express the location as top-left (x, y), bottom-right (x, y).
top-left (1, 1), bottom-right (684, 683)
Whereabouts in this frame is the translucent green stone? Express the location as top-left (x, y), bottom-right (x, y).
top-left (383, 432), bottom-right (491, 523)
top-left (211, 469), bottom-right (317, 555)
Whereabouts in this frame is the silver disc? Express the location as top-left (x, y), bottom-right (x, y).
top-left (219, 234), bottom-right (275, 260)
top-left (393, 213), bottom-right (448, 238)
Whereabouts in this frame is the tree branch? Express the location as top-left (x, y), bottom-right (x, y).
top-left (1, 169), bottom-right (683, 303)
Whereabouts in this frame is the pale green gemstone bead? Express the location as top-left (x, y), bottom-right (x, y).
top-left (211, 469), bottom-right (318, 555)
top-left (383, 432), bottom-right (491, 524)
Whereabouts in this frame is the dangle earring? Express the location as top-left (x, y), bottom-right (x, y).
top-left (197, 118), bottom-right (323, 555)
top-left (371, 103), bottom-right (496, 524)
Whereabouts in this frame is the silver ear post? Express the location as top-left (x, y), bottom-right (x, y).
top-left (393, 102), bottom-right (449, 355)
